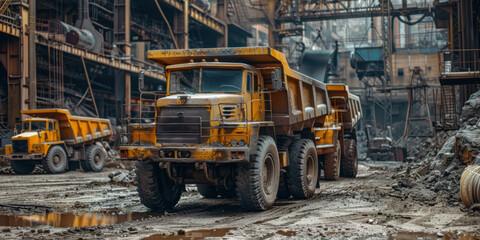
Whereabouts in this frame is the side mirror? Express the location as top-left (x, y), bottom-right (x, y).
top-left (139, 70), bottom-right (145, 91)
top-left (271, 68), bottom-right (283, 91)
top-left (37, 130), bottom-right (41, 138)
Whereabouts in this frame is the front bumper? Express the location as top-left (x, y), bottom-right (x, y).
top-left (120, 145), bottom-right (250, 163)
top-left (5, 153), bottom-right (44, 160)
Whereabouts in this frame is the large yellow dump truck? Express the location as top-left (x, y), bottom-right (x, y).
top-left (4, 109), bottom-right (113, 174)
top-left (120, 47), bottom-right (362, 211)
top-left (322, 84), bottom-right (362, 180)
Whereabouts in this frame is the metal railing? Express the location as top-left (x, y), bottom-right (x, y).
top-left (439, 49), bottom-right (480, 78)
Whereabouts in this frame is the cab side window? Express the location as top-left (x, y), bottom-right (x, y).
top-left (47, 122), bottom-right (52, 130)
top-left (247, 72), bottom-right (253, 92)
top-left (254, 73), bottom-right (259, 92)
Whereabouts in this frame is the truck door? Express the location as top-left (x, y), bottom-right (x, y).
top-left (248, 72), bottom-right (263, 121)
top-left (46, 121), bottom-right (57, 142)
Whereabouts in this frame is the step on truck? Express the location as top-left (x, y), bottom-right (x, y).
top-left (120, 47), bottom-right (362, 211)
top-left (3, 109), bottom-right (113, 174)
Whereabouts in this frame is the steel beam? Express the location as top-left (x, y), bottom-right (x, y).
top-left (162, 0), bottom-right (226, 35)
top-left (35, 40), bottom-right (164, 81)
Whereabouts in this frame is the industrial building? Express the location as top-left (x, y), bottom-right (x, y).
top-left (0, 0), bottom-right (251, 131)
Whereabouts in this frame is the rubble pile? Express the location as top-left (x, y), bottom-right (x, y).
top-left (392, 90), bottom-right (480, 207)
top-left (108, 170), bottom-right (136, 185)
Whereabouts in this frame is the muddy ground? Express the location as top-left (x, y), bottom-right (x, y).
top-left (0, 161), bottom-right (479, 240)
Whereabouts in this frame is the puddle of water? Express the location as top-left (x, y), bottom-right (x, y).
top-left (143, 228), bottom-right (236, 240)
top-left (276, 230), bottom-right (297, 237)
top-left (0, 212), bottom-right (161, 228)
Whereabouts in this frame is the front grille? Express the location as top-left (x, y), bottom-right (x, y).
top-left (222, 106), bottom-right (236, 119)
top-left (156, 107), bottom-right (210, 144)
top-left (12, 140), bottom-right (28, 153)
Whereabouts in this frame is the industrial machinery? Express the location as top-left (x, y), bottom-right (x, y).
top-left (120, 47), bottom-right (362, 211)
top-left (3, 109), bottom-right (113, 174)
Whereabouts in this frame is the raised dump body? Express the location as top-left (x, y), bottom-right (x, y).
top-left (121, 47), bottom-right (361, 211)
top-left (4, 109), bottom-right (112, 174)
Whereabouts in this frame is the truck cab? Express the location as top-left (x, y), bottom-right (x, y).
top-left (6, 118), bottom-right (61, 157)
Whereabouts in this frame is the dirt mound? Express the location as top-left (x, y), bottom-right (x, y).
top-left (392, 90), bottom-right (480, 207)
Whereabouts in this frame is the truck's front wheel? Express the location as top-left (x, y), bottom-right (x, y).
top-left (341, 138), bottom-right (358, 178)
top-left (324, 139), bottom-right (342, 180)
top-left (236, 136), bottom-right (280, 211)
top-left (43, 145), bottom-right (67, 174)
top-left (11, 161), bottom-right (35, 174)
top-left (136, 161), bottom-right (182, 211)
top-left (85, 144), bottom-right (106, 172)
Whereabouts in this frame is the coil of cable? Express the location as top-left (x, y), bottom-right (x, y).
top-left (460, 165), bottom-right (480, 208)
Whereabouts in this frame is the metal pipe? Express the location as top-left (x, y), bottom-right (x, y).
top-left (460, 165), bottom-right (480, 208)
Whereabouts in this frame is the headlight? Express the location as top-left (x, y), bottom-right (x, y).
top-left (230, 139), bottom-right (238, 147)
top-left (238, 139), bottom-right (246, 146)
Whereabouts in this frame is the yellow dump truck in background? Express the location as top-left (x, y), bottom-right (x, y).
top-left (3, 109), bottom-right (113, 174)
top-left (120, 47), bottom-right (362, 211)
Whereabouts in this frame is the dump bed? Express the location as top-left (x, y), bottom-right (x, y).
top-left (326, 84), bottom-right (362, 131)
top-left (147, 47), bottom-right (331, 134)
top-left (21, 109), bottom-right (112, 145)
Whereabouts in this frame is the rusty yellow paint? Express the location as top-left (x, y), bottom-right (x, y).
top-left (192, 149), bottom-right (216, 160)
top-left (130, 124), bottom-right (156, 144)
top-left (120, 146), bottom-right (155, 160)
top-left (5, 145), bottom-right (12, 155)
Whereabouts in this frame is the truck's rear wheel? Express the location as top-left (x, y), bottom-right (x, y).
top-left (43, 145), bottom-right (67, 174)
top-left (85, 144), bottom-right (106, 172)
top-left (236, 135), bottom-right (280, 211)
top-left (11, 161), bottom-right (35, 174)
top-left (286, 139), bottom-right (318, 199)
top-left (341, 138), bottom-right (358, 178)
top-left (324, 139), bottom-right (341, 180)
top-left (196, 184), bottom-right (218, 198)
top-left (135, 161), bottom-right (182, 211)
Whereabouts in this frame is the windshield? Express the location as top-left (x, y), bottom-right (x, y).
top-left (30, 121), bottom-right (46, 131)
top-left (169, 68), bottom-right (243, 93)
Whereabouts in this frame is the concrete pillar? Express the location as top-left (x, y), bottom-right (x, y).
top-left (115, 70), bottom-right (125, 124)
top-left (28, 0), bottom-right (36, 109)
top-left (174, 0), bottom-right (189, 49)
top-left (216, 0), bottom-right (227, 47)
top-left (125, 0), bottom-right (131, 118)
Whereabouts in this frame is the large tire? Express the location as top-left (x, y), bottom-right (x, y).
top-left (11, 161), bottom-right (35, 174)
top-left (42, 145), bottom-right (67, 174)
top-left (324, 139), bottom-right (341, 180)
top-left (286, 139), bottom-right (319, 199)
top-left (85, 144), bottom-right (106, 172)
top-left (135, 161), bottom-right (182, 211)
top-left (276, 171), bottom-right (290, 199)
top-left (196, 184), bottom-right (218, 198)
top-left (216, 184), bottom-right (237, 198)
top-left (236, 136), bottom-right (280, 211)
top-left (341, 138), bottom-right (358, 178)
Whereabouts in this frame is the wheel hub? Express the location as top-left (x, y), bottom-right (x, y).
top-left (94, 154), bottom-right (101, 164)
top-left (53, 155), bottom-right (61, 166)
top-left (263, 154), bottom-right (274, 195)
